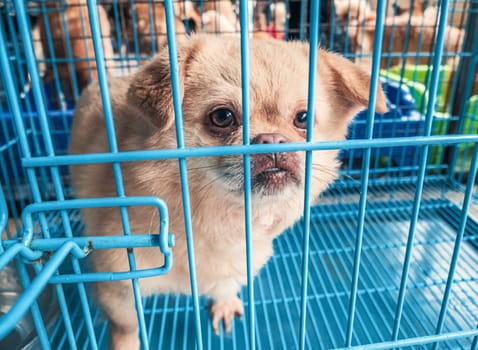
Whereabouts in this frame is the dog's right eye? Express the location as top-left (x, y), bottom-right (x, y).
top-left (209, 108), bottom-right (236, 128)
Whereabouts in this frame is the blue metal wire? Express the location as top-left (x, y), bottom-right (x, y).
top-left (335, 328), bottom-right (478, 350)
top-left (57, 4), bottom-right (81, 103)
top-left (284, 0), bottom-right (290, 40)
top-left (0, 13), bottom-right (68, 348)
top-left (0, 9), bottom-right (44, 214)
top-left (1, 0), bottom-right (478, 348)
top-left (4, 12), bottom-right (50, 200)
top-left (15, 1), bottom-right (101, 347)
top-left (45, 2), bottom-right (80, 101)
top-left (163, 0), bottom-right (203, 348)
top-left (239, 0), bottom-right (254, 348)
top-left (21, 134), bottom-right (478, 168)
top-left (0, 241), bottom-right (86, 339)
top-left (86, 1), bottom-right (149, 347)
top-left (391, 0), bottom-right (452, 340)
top-left (147, 1), bottom-right (158, 55)
top-left (77, 0), bottom-right (96, 85)
top-left (344, 0), bottom-right (387, 345)
top-left (0, 183), bottom-right (7, 253)
top-left (449, 33), bottom-right (478, 181)
top-left (432, 134), bottom-right (478, 350)
top-left (472, 322), bottom-right (478, 350)
top-left (129, 0), bottom-right (142, 66)
top-left (299, 0), bottom-right (306, 41)
top-left (298, 0), bottom-right (320, 348)
top-left (0, 127), bottom-right (22, 233)
top-left (111, 2), bottom-right (124, 73)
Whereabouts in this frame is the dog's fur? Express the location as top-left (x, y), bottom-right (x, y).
top-left (69, 35), bottom-right (387, 350)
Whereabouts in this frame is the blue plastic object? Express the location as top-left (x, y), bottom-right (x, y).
top-left (0, 0), bottom-right (477, 349)
top-left (342, 77), bottom-right (426, 173)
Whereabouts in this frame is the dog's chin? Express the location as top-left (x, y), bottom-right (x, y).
top-left (215, 169), bottom-right (301, 199)
top-left (251, 169), bottom-right (300, 197)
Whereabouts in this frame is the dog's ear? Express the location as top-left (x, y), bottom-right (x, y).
top-left (127, 38), bottom-right (198, 130)
top-left (319, 50), bottom-right (388, 116)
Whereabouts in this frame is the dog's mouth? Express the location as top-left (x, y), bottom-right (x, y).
top-left (216, 153), bottom-right (302, 197)
top-left (251, 153), bottom-right (301, 196)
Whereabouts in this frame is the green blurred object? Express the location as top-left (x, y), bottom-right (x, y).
top-left (455, 95), bottom-right (478, 173)
top-left (389, 65), bottom-right (452, 113)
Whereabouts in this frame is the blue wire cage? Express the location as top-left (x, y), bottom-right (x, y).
top-left (0, 0), bottom-right (477, 349)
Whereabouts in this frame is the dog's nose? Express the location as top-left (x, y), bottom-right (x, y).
top-left (252, 133), bottom-right (288, 144)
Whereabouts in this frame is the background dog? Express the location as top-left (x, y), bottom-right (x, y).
top-left (37, 0), bottom-right (114, 98)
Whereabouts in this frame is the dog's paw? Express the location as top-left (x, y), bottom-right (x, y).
top-left (210, 296), bottom-right (243, 335)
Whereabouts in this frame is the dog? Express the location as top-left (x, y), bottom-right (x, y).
top-left (334, 0), bottom-right (373, 54)
top-left (200, 9), bottom-right (239, 35)
top-left (37, 1), bottom-right (114, 99)
top-left (424, 1), bottom-right (469, 29)
top-left (351, 12), bottom-right (465, 71)
top-left (125, 1), bottom-right (189, 55)
top-left (335, 0), bottom-right (373, 23)
top-left (202, 0), bottom-right (238, 29)
top-left (69, 34), bottom-right (387, 350)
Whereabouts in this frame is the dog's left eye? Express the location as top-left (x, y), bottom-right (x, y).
top-left (294, 111), bottom-right (308, 129)
top-left (209, 108), bottom-right (236, 128)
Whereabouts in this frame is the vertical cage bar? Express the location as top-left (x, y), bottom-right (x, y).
top-left (449, 36), bottom-right (478, 182)
top-left (298, 0), bottom-right (320, 348)
top-left (299, 0), bottom-right (307, 40)
top-left (391, 0), bottom-right (451, 341)
top-left (14, 0), bottom-right (101, 347)
top-left (16, 261), bottom-right (51, 349)
top-left (3, 4), bottom-right (47, 202)
top-left (4, 12), bottom-right (50, 199)
top-left (111, 2), bottom-right (126, 73)
top-left (86, 0), bottom-right (148, 348)
top-left (344, 0), bottom-right (387, 346)
top-left (239, 0), bottom-right (254, 348)
top-left (129, 0), bottom-right (141, 66)
top-left (0, 109), bottom-right (26, 223)
top-left (432, 148), bottom-right (478, 349)
top-left (41, 2), bottom-right (80, 101)
top-left (76, 0), bottom-right (96, 86)
top-left (61, 1), bottom-right (83, 100)
top-left (0, 154), bottom-right (20, 236)
top-left (472, 324), bottom-right (478, 350)
top-left (0, 181), bottom-right (7, 252)
top-left (0, 15), bottom-right (62, 349)
top-left (163, 0), bottom-right (203, 348)
top-left (147, 0), bottom-right (157, 55)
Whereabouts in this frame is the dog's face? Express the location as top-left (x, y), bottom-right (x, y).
top-left (128, 35), bottom-right (387, 204)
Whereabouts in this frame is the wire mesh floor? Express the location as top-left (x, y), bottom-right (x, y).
top-left (46, 180), bottom-right (478, 350)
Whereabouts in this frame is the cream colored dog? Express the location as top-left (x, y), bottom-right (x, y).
top-left (69, 35), bottom-right (387, 350)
